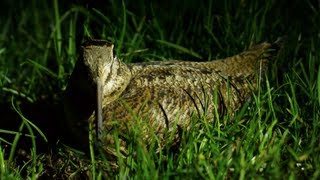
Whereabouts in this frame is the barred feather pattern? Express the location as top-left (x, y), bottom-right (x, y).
top-left (64, 40), bottom-right (279, 159)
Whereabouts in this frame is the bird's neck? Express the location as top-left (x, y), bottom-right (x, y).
top-left (101, 57), bottom-right (132, 105)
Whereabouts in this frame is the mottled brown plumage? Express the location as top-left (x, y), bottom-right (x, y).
top-left (63, 40), bottom-right (279, 158)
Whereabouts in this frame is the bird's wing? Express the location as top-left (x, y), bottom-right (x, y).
top-left (129, 42), bottom-right (276, 79)
top-left (102, 65), bottom-right (247, 139)
top-left (100, 42), bottom-right (280, 153)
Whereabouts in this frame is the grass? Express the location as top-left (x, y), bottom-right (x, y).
top-left (1, 0), bottom-right (320, 179)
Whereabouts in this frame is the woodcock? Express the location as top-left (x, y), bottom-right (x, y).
top-left (63, 39), bottom-right (280, 158)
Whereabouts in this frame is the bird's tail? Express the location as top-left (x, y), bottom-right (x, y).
top-left (211, 38), bottom-right (284, 79)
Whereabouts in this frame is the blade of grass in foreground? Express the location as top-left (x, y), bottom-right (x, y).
top-left (11, 97), bottom-right (48, 178)
top-left (11, 98), bottom-right (48, 144)
top-left (88, 122), bottom-right (97, 180)
top-left (0, 145), bottom-right (5, 177)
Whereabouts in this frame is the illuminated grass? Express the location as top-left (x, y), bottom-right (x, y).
top-left (0, 0), bottom-right (319, 179)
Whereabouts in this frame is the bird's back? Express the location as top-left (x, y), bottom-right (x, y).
top-left (99, 41), bottom-right (279, 156)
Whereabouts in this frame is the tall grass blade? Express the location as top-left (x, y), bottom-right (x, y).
top-left (156, 40), bottom-right (203, 59)
top-left (116, 1), bottom-right (127, 57)
top-left (317, 65), bottom-right (320, 106)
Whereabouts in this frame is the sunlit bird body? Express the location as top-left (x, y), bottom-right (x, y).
top-left (64, 40), bottom-right (279, 157)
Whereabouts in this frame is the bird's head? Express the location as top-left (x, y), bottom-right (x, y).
top-left (81, 39), bottom-right (116, 139)
top-left (82, 39), bottom-right (115, 82)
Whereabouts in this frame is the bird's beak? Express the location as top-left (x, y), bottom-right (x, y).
top-left (96, 77), bottom-right (103, 140)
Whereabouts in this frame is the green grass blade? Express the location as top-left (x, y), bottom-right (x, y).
top-left (88, 122), bottom-right (96, 180)
top-left (53, 0), bottom-right (62, 57)
top-left (11, 102), bottom-right (48, 143)
top-left (156, 39), bottom-right (203, 59)
top-left (24, 59), bottom-right (59, 78)
top-left (317, 65), bottom-right (320, 106)
top-left (116, 1), bottom-right (127, 57)
top-left (0, 145), bottom-right (5, 177)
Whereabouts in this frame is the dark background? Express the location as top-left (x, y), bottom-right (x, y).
top-left (0, 0), bottom-right (319, 151)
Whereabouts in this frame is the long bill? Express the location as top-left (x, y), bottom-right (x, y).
top-left (96, 77), bottom-right (103, 140)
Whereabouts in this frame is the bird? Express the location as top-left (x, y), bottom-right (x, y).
top-left (63, 39), bottom-right (280, 159)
